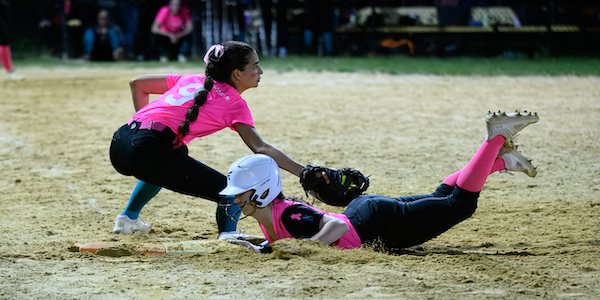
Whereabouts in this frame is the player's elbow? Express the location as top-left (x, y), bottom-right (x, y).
top-left (252, 142), bottom-right (273, 156)
top-left (129, 77), bottom-right (139, 88)
top-left (330, 218), bottom-right (350, 236)
top-left (338, 220), bottom-right (350, 235)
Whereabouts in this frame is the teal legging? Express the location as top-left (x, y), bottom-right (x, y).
top-left (122, 180), bottom-right (241, 232)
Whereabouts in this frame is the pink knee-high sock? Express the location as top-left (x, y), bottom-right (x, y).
top-left (442, 169), bottom-right (462, 187)
top-left (0, 45), bottom-right (14, 72)
top-left (442, 157), bottom-right (507, 188)
top-left (490, 158), bottom-right (506, 173)
top-left (456, 135), bottom-right (505, 192)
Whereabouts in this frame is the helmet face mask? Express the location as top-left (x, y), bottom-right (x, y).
top-left (219, 154), bottom-right (282, 219)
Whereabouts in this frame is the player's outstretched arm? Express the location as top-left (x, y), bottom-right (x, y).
top-left (308, 214), bottom-right (349, 245)
top-left (234, 123), bottom-right (304, 177)
top-left (129, 74), bottom-right (169, 111)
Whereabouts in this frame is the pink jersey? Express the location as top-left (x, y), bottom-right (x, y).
top-left (260, 199), bottom-right (362, 249)
top-left (154, 6), bottom-right (191, 33)
top-left (130, 74), bottom-right (254, 147)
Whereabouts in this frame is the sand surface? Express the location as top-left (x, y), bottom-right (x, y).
top-left (1, 66), bottom-right (599, 299)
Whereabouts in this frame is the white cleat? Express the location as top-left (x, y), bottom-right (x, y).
top-left (113, 214), bottom-right (152, 235)
top-left (5, 71), bottom-right (25, 81)
top-left (485, 110), bottom-right (539, 140)
top-left (499, 141), bottom-right (537, 178)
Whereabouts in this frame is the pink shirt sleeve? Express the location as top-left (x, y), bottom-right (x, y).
top-left (166, 74), bottom-right (181, 88)
top-left (181, 7), bottom-right (191, 22)
top-left (154, 6), bottom-right (169, 24)
top-left (226, 100), bottom-right (254, 128)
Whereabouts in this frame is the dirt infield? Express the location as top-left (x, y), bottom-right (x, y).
top-left (1, 66), bottom-right (599, 299)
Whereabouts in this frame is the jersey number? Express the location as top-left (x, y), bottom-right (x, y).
top-left (164, 83), bottom-right (204, 106)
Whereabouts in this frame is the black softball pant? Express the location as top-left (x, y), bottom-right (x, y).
top-left (343, 184), bottom-right (479, 250)
top-left (109, 123), bottom-right (226, 202)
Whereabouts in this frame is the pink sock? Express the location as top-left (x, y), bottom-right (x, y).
top-left (442, 157), bottom-right (505, 188)
top-left (490, 158), bottom-right (506, 173)
top-left (456, 135), bottom-right (505, 192)
top-left (0, 45), bottom-right (14, 72)
top-left (442, 169), bottom-right (462, 187)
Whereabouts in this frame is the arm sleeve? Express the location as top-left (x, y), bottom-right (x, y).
top-left (281, 205), bottom-right (324, 239)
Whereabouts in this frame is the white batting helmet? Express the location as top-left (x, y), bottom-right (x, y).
top-left (219, 154), bottom-right (281, 207)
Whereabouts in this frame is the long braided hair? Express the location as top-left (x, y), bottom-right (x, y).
top-left (177, 41), bottom-right (255, 137)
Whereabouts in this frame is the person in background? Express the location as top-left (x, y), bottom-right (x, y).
top-left (82, 9), bottom-right (122, 61)
top-left (151, 0), bottom-right (193, 63)
top-left (302, 0), bottom-right (333, 56)
top-left (118, 0), bottom-right (141, 60)
top-left (0, 0), bottom-right (23, 80)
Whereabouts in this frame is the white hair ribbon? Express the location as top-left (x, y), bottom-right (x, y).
top-left (203, 44), bottom-right (224, 64)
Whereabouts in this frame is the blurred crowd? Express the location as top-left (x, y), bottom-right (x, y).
top-left (22, 0), bottom-right (600, 61)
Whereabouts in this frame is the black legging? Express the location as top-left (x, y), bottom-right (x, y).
top-left (109, 122), bottom-right (226, 202)
top-left (343, 184), bottom-right (479, 250)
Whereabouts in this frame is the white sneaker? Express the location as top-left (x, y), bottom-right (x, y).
top-left (497, 139), bottom-right (515, 158)
top-left (499, 142), bottom-right (537, 178)
top-left (178, 54), bottom-right (187, 63)
top-left (485, 110), bottom-right (539, 140)
top-left (113, 214), bottom-right (152, 235)
top-left (218, 231), bottom-right (264, 242)
top-left (5, 71), bottom-right (25, 81)
top-left (159, 55), bottom-right (168, 63)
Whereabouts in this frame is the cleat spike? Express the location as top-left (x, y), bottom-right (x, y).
top-left (534, 112), bottom-right (538, 116)
top-left (501, 111), bottom-right (507, 116)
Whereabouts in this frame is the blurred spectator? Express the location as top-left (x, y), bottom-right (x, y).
top-left (302, 0), bottom-right (333, 56)
top-left (0, 0), bottom-right (23, 80)
top-left (435, 0), bottom-right (470, 27)
top-left (275, 0), bottom-right (289, 57)
top-left (118, 0), bottom-right (141, 60)
top-left (82, 9), bottom-right (122, 61)
top-left (151, 0), bottom-right (193, 63)
top-left (39, 0), bottom-right (68, 57)
top-left (39, 0), bottom-right (97, 59)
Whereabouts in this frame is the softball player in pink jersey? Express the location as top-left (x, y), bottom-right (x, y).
top-left (109, 41), bottom-right (304, 238)
top-left (219, 111), bottom-right (539, 253)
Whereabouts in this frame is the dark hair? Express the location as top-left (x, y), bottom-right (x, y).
top-left (177, 41), bottom-right (255, 138)
top-left (204, 41), bottom-right (255, 87)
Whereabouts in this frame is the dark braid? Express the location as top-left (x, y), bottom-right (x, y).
top-left (177, 76), bottom-right (214, 137)
top-left (177, 41), bottom-right (255, 138)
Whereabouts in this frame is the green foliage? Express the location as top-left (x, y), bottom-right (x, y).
top-left (12, 55), bottom-right (600, 76)
top-left (258, 55), bottom-right (600, 76)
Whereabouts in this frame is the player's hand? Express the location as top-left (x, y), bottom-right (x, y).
top-left (227, 239), bottom-right (271, 253)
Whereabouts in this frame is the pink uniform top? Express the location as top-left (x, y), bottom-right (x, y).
top-left (130, 74), bottom-right (254, 147)
top-left (154, 6), bottom-right (191, 33)
top-left (260, 199), bottom-right (362, 249)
